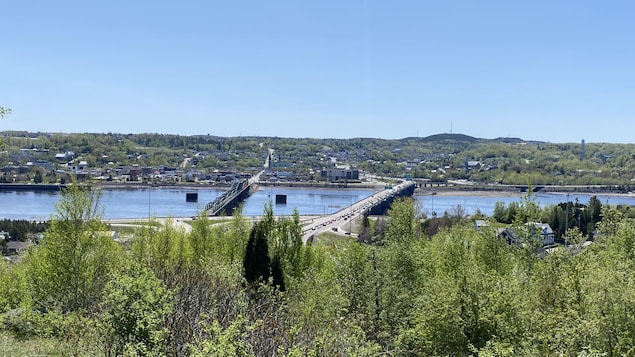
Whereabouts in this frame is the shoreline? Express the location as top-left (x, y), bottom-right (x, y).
top-left (418, 189), bottom-right (635, 199)
top-left (2, 182), bottom-right (634, 199)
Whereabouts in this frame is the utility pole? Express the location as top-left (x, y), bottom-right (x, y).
top-left (349, 195), bottom-right (353, 235)
top-left (564, 193), bottom-right (569, 239)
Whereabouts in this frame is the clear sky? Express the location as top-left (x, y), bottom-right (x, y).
top-left (1, 1), bottom-right (634, 143)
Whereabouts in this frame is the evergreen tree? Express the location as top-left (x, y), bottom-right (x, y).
top-left (244, 221), bottom-right (271, 285)
top-left (270, 255), bottom-right (285, 292)
top-left (33, 170), bottom-right (43, 184)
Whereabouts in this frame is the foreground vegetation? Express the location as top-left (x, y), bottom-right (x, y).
top-left (2, 184), bottom-right (635, 356)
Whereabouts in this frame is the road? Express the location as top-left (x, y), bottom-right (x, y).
top-left (301, 180), bottom-right (415, 243)
top-left (105, 217), bottom-right (193, 233)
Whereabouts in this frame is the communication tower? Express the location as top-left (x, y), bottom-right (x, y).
top-left (580, 139), bottom-right (585, 160)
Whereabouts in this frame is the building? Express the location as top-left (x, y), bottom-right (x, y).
top-left (474, 220), bottom-right (490, 230)
top-left (321, 169), bottom-right (359, 182)
top-left (5, 240), bottom-right (32, 255)
top-left (55, 151), bottom-right (76, 162)
top-left (500, 222), bottom-right (555, 246)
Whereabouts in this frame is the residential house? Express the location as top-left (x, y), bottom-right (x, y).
top-left (500, 222), bottom-right (555, 247)
top-left (5, 240), bottom-right (32, 255)
top-left (466, 160), bottom-right (481, 170)
top-left (55, 151), bottom-right (75, 162)
top-left (474, 220), bottom-right (490, 230)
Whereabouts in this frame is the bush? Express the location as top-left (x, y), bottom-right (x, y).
top-left (102, 265), bottom-right (173, 356)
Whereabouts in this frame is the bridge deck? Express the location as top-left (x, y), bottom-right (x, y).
top-left (301, 180), bottom-right (415, 243)
top-left (204, 179), bottom-right (249, 216)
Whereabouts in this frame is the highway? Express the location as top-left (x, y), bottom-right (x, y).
top-left (301, 180), bottom-right (415, 243)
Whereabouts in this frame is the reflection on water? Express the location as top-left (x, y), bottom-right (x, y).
top-left (0, 187), bottom-right (375, 220)
top-left (1, 187), bottom-right (635, 220)
top-left (416, 192), bottom-right (635, 217)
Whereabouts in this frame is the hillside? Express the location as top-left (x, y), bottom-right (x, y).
top-left (1, 131), bottom-right (634, 188)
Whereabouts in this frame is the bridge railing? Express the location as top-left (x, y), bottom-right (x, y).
top-left (205, 179), bottom-right (250, 215)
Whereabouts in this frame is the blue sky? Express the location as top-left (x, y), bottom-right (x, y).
top-left (1, 1), bottom-right (634, 143)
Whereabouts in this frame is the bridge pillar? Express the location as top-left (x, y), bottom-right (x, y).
top-left (367, 184), bottom-right (416, 216)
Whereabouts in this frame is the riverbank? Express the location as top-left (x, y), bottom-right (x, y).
top-left (95, 181), bottom-right (383, 190)
top-left (3, 181), bottom-right (634, 198)
top-left (3, 183), bottom-right (635, 221)
top-left (416, 183), bottom-right (635, 196)
top-left (0, 183), bottom-right (65, 191)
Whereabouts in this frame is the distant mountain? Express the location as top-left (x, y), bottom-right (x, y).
top-left (489, 137), bottom-right (527, 144)
top-left (421, 133), bottom-right (479, 143)
top-left (402, 133), bottom-right (479, 143)
top-left (402, 134), bottom-right (548, 145)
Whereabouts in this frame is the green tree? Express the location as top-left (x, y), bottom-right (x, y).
top-left (0, 105), bottom-right (11, 119)
top-left (243, 220), bottom-right (272, 286)
top-left (0, 259), bottom-right (30, 313)
top-left (27, 183), bottom-right (122, 312)
top-left (268, 209), bottom-right (305, 284)
top-left (33, 170), bottom-right (43, 184)
top-left (493, 201), bottom-right (507, 223)
top-left (332, 241), bottom-right (377, 338)
top-left (190, 316), bottom-right (254, 357)
top-left (102, 264), bottom-right (173, 356)
top-left (385, 197), bottom-right (419, 243)
top-left (0, 105), bottom-right (11, 148)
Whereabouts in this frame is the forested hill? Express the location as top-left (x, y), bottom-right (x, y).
top-left (405, 133), bottom-right (538, 145)
top-left (1, 131), bottom-right (634, 187)
top-left (409, 133), bottom-right (480, 143)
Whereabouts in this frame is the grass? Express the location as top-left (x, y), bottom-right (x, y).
top-left (314, 232), bottom-right (355, 245)
top-left (108, 225), bottom-right (137, 235)
top-left (0, 331), bottom-right (66, 357)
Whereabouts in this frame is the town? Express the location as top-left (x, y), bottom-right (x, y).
top-left (2, 131), bottom-right (634, 192)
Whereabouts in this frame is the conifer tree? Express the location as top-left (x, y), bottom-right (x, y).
top-left (244, 221), bottom-right (271, 285)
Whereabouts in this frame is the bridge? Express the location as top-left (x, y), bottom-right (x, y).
top-left (204, 178), bottom-right (251, 216)
top-left (203, 146), bottom-right (416, 221)
top-left (204, 170), bottom-right (267, 216)
top-left (301, 180), bottom-right (416, 243)
top-left (204, 149), bottom-right (272, 216)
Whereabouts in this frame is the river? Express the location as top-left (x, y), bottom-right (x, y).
top-left (1, 187), bottom-right (635, 221)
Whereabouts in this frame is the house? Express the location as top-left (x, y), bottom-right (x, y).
top-left (474, 220), bottom-right (490, 230)
top-left (500, 222), bottom-right (555, 246)
top-left (5, 240), bottom-right (32, 255)
top-left (466, 160), bottom-right (481, 170)
top-left (68, 160), bottom-right (89, 171)
top-left (55, 151), bottom-right (75, 162)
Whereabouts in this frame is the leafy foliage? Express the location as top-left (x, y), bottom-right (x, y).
top-left (4, 186), bottom-right (635, 356)
top-left (243, 220), bottom-right (273, 287)
top-left (102, 263), bottom-right (172, 356)
top-left (26, 184), bottom-right (122, 312)
top-left (0, 106), bottom-right (11, 119)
